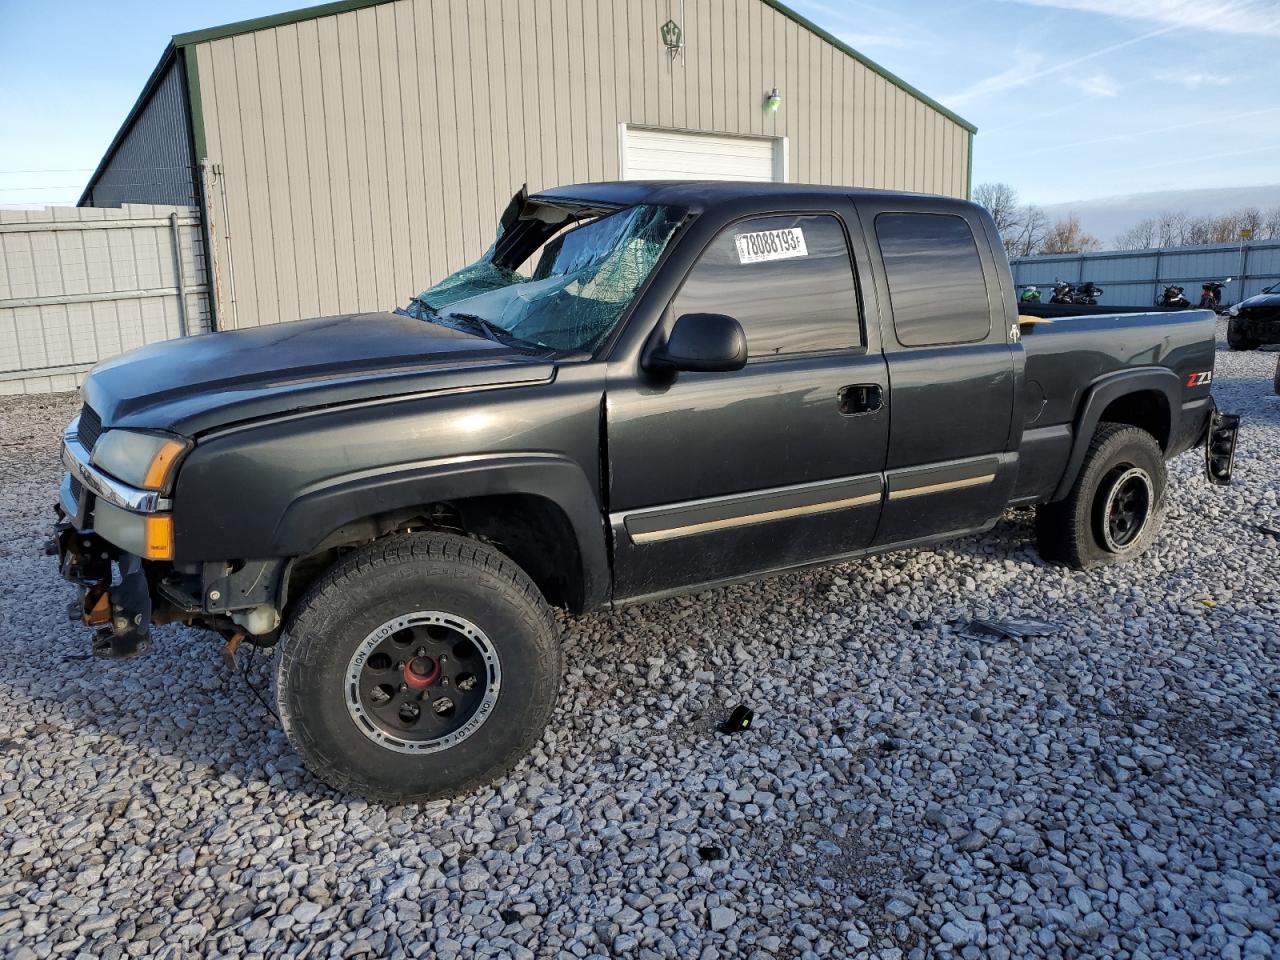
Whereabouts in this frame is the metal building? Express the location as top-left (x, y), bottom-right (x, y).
top-left (80, 0), bottom-right (975, 331)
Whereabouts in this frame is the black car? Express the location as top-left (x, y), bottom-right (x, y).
top-left (51, 181), bottom-right (1240, 802)
top-left (1227, 282), bottom-right (1280, 350)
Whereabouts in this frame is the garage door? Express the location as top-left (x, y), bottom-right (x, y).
top-left (620, 126), bottom-right (786, 182)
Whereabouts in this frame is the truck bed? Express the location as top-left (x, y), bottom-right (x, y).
top-left (1020, 308), bottom-right (1216, 432)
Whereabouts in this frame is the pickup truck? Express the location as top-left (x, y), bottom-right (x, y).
top-left (51, 182), bottom-right (1239, 802)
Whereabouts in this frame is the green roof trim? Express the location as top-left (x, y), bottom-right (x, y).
top-left (183, 47), bottom-right (207, 161)
top-left (170, 0), bottom-right (976, 134)
top-left (966, 131), bottom-right (974, 200)
top-left (760, 1), bottom-right (976, 134)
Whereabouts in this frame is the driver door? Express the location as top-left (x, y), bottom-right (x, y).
top-left (605, 204), bottom-right (890, 600)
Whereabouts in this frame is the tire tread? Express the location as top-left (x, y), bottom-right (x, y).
top-left (272, 532), bottom-right (560, 803)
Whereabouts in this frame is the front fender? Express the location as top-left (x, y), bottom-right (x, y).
top-left (273, 452), bottom-right (610, 611)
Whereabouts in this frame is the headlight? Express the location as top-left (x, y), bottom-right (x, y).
top-left (90, 430), bottom-right (190, 492)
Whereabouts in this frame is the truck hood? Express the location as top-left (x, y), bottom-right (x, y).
top-left (1237, 292), bottom-right (1280, 313)
top-left (82, 312), bottom-right (555, 435)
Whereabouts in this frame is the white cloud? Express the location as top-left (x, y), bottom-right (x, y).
top-left (1159, 70), bottom-right (1233, 88)
top-left (1067, 70), bottom-right (1120, 97)
top-left (1006, 0), bottom-right (1280, 38)
top-left (944, 52), bottom-right (1046, 105)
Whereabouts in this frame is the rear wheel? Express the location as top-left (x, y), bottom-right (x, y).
top-left (1035, 424), bottom-right (1166, 570)
top-left (1226, 317), bottom-right (1257, 350)
top-left (274, 532), bottom-right (562, 803)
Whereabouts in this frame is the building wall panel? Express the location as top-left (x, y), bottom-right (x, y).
top-left (0, 204), bottom-right (209, 394)
top-left (86, 58), bottom-right (197, 209)
top-left (193, 0), bottom-right (972, 328)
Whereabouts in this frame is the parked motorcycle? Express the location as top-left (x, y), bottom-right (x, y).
top-left (1020, 285), bottom-right (1042, 303)
top-left (1074, 281), bottom-right (1103, 305)
top-left (1157, 284), bottom-right (1190, 308)
top-left (1200, 277), bottom-right (1233, 311)
top-left (1050, 280), bottom-right (1076, 305)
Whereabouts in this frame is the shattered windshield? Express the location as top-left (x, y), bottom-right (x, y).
top-left (401, 203), bottom-right (684, 353)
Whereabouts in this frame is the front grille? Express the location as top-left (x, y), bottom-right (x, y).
top-left (77, 404), bottom-right (102, 451)
top-left (69, 475), bottom-right (84, 502)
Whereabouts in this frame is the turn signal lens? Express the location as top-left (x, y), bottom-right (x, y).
top-left (142, 515), bottom-right (174, 560)
top-left (143, 439), bottom-right (188, 490)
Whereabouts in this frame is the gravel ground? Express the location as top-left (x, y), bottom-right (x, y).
top-left (1, 323), bottom-right (1277, 960)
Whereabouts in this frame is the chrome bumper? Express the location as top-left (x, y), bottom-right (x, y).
top-left (61, 418), bottom-right (170, 516)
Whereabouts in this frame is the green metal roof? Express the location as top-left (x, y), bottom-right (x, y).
top-left (171, 0), bottom-right (976, 133)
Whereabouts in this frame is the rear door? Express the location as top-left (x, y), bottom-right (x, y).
top-left (854, 200), bottom-right (1019, 545)
top-left (606, 200), bottom-right (889, 599)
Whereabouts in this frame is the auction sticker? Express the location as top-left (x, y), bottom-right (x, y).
top-left (734, 227), bottom-right (807, 264)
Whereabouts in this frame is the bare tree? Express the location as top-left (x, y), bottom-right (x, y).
top-left (1007, 205), bottom-right (1050, 258)
top-left (1264, 206), bottom-right (1280, 241)
top-left (1039, 215), bottom-right (1102, 255)
top-left (1156, 210), bottom-right (1191, 247)
top-left (1114, 218), bottom-right (1157, 250)
top-left (1236, 207), bottom-right (1264, 237)
top-left (1184, 215), bottom-right (1216, 246)
top-left (973, 182), bottom-right (1022, 236)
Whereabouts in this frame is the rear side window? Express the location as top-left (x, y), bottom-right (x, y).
top-left (875, 212), bottom-right (991, 347)
top-left (672, 214), bottom-right (860, 358)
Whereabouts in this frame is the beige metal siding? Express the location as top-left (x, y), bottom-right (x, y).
top-left (194, 0), bottom-right (970, 329)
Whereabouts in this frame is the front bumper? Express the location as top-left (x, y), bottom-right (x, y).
top-left (1233, 314), bottom-right (1280, 344)
top-left (54, 416), bottom-right (169, 659)
top-left (49, 520), bottom-right (153, 659)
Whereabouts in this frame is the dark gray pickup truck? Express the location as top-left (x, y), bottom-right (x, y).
top-left (52, 182), bottom-right (1239, 801)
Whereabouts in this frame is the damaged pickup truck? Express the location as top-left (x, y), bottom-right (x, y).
top-left (52, 182), bottom-right (1240, 802)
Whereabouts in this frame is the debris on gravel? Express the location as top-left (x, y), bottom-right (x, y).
top-left (1, 323), bottom-right (1277, 959)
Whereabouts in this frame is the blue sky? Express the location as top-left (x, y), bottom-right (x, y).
top-left (1, 0), bottom-right (1277, 206)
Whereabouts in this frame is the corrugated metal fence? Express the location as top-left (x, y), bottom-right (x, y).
top-left (0, 204), bottom-right (209, 394)
top-left (1011, 240), bottom-right (1280, 308)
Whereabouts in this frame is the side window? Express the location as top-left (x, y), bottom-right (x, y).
top-left (672, 214), bottom-right (861, 358)
top-left (874, 212), bottom-right (991, 347)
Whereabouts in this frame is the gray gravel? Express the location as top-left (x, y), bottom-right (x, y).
top-left (1, 320), bottom-right (1277, 960)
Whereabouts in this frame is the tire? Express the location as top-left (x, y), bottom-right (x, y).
top-left (1226, 317), bottom-right (1257, 350)
top-left (273, 532), bottom-right (562, 803)
top-left (1273, 356), bottom-right (1280, 396)
top-left (1035, 424), bottom-right (1167, 571)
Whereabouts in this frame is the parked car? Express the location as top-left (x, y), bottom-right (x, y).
top-left (1227, 281), bottom-right (1280, 350)
top-left (50, 182), bottom-right (1239, 802)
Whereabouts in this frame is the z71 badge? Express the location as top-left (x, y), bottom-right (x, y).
top-left (1186, 371), bottom-right (1212, 388)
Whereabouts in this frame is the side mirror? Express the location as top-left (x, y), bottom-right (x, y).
top-left (649, 313), bottom-right (748, 373)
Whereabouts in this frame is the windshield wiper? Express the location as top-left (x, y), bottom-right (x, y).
top-left (446, 312), bottom-right (550, 355)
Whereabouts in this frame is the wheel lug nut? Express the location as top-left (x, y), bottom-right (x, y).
top-left (399, 683), bottom-right (408, 692)
top-left (416, 647), bottom-right (427, 657)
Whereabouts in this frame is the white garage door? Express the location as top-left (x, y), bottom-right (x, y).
top-left (620, 126), bottom-right (786, 182)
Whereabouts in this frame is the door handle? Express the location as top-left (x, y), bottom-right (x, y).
top-left (838, 383), bottom-right (883, 416)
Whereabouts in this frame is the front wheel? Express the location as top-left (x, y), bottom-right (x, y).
top-left (1035, 424), bottom-right (1167, 570)
top-left (274, 533), bottom-right (562, 803)
top-left (1226, 317), bottom-right (1257, 350)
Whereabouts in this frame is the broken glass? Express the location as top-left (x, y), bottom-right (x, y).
top-left (402, 204), bottom-right (683, 352)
